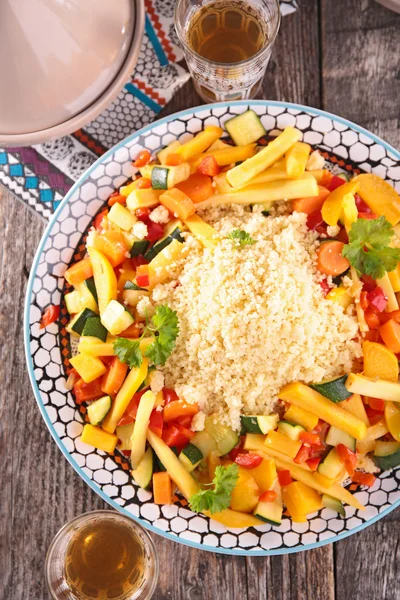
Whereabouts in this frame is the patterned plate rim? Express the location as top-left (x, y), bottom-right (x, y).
top-left (24, 100), bottom-right (400, 556)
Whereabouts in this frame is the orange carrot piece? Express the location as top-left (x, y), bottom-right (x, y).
top-left (64, 257), bottom-right (93, 286)
top-left (310, 170), bottom-right (333, 187)
top-left (159, 188), bottom-right (196, 220)
top-left (101, 356), bottom-right (129, 396)
top-left (163, 400), bottom-right (200, 423)
top-left (153, 472), bottom-right (172, 504)
top-left (292, 186), bottom-right (330, 215)
top-left (118, 323), bottom-right (142, 338)
top-left (379, 319), bottom-right (400, 353)
top-left (165, 153), bottom-right (183, 166)
top-left (176, 173), bottom-right (214, 204)
top-left (316, 241), bottom-right (350, 276)
top-left (92, 231), bottom-right (127, 267)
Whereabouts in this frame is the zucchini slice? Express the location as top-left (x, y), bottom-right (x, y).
top-left (373, 441), bottom-right (400, 470)
top-left (130, 391), bottom-right (156, 469)
top-left (191, 431), bottom-right (218, 459)
top-left (225, 110), bottom-right (267, 146)
top-left (100, 300), bottom-right (134, 336)
top-left (253, 500), bottom-right (283, 525)
top-left (144, 219), bottom-right (184, 262)
top-left (130, 240), bottom-right (150, 258)
top-left (132, 446), bottom-right (154, 489)
top-left (68, 308), bottom-right (98, 336)
top-left (87, 395), bottom-right (112, 426)
top-left (317, 448), bottom-right (343, 479)
top-left (179, 443), bottom-right (203, 472)
top-left (309, 375), bottom-right (352, 403)
top-left (82, 316), bottom-right (108, 342)
top-left (277, 420), bottom-right (306, 441)
top-left (151, 164), bottom-right (190, 190)
top-left (205, 417), bottom-right (239, 456)
top-left (241, 414), bottom-right (279, 435)
top-left (321, 493), bottom-right (345, 516)
top-left (325, 425), bottom-right (356, 452)
top-left (154, 446), bottom-right (179, 472)
top-left (85, 276), bottom-right (98, 304)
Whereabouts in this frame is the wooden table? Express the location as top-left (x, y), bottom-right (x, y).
top-left (1, 1), bottom-right (399, 598)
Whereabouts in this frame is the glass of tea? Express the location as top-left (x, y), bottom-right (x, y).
top-left (174, 0), bottom-right (281, 102)
top-left (45, 510), bottom-right (159, 600)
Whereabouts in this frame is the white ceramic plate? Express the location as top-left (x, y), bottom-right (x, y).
top-left (25, 101), bottom-right (400, 555)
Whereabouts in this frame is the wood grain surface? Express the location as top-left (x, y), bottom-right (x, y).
top-left (0, 1), bottom-right (399, 599)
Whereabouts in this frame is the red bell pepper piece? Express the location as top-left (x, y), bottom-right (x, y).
top-left (94, 208), bottom-right (108, 230)
top-left (149, 409), bottom-right (164, 437)
top-left (358, 211), bottom-right (377, 220)
top-left (135, 207), bottom-right (152, 222)
top-left (146, 222), bottom-right (164, 243)
top-left (234, 452), bottom-right (263, 469)
top-left (277, 469), bottom-right (292, 487)
top-left (313, 419), bottom-right (326, 433)
top-left (259, 490), bottom-right (277, 502)
top-left (306, 457), bottom-right (321, 471)
top-left (355, 194), bottom-right (371, 214)
top-left (117, 388), bottom-right (148, 426)
top-left (306, 210), bottom-right (324, 231)
top-left (365, 406), bottom-right (385, 425)
top-left (299, 432), bottom-right (322, 446)
top-left (40, 305), bottom-right (60, 329)
top-left (228, 438), bottom-right (244, 461)
top-left (363, 329), bottom-right (380, 342)
top-left (176, 424), bottom-right (195, 440)
top-left (327, 175), bottom-right (346, 192)
top-left (361, 274), bottom-right (376, 292)
top-left (133, 149), bottom-right (151, 168)
top-left (73, 377), bottom-right (104, 404)
top-left (360, 291), bottom-right (369, 311)
top-left (364, 307), bottom-right (380, 330)
top-left (197, 155), bottom-right (221, 177)
top-left (130, 255), bottom-right (148, 270)
top-left (108, 192), bottom-right (126, 207)
top-left (136, 265), bottom-right (150, 288)
top-left (351, 472), bottom-right (377, 487)
top-left (368, 397), bottom-right (385, 412)
top-left (366, 287), bottom-right (388, 313)
top-left (162, 425), bottom-right (189, 448)
top-left (294, 444), bottom-right (311, 464)
top-left (320, 278), bottom-right (331, 297)
top-left (336, 443), bottom-right (357, 476)
top-left (135, 177), bottom-right (152, 189)
top-left (176, 415), bottom-right (193, 428)
top-left (162, 388), bottom-right (179, 404)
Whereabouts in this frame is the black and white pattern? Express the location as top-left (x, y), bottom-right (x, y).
top-left (26, 102), bottom-right (400, 555)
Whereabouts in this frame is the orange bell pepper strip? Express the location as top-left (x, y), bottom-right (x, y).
top-left (64, 257), bottom-right (93, 286)
top-left (380, 319), bottom-right (400, 353)
top-left (292, 185), bottom-right (330, 215)
top-left (176, 173), bottom-right (214, 204)
top-left (162, 400), bottom-right (200, 423)
top-left (152, 472), bottom-right (173, 504)
top-left (92, 231), bottom-right (128, 268)
top-left (159, 188), bottom-right (196, 220)
top-left (101, 356), bottom-right (129, 396)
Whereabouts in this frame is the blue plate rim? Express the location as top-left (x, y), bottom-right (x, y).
top-left (24, 99), bottom-right (400, 556)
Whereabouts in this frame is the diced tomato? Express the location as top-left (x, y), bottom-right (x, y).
top-left (365, 307), bottom-right (380, 330)
top-left (176, 424), bottom-right (195, 440)
top-left (228, 438), bottom-right (244, 461)
top-left (117, 388), bottom-right (148, 425)
top-left (130, 255), bottom-right (148, 269)
top-left (294, 444), bottom-right (310, 464)
top-left (176, 415), bottom-right (193, 428)
top-left (149, 409), bottom-right (164, 437)
top-left (307, 210), bottom-right (324, 231)
top-left (259, 490), bottom-right (277, 502)
top-left (351, 472), bottom-right (377, 487)
top-left (336, 227), bottom-right (349, 244)
top-left (40, 305), bottom-right (60, 329)
top-left (234, 452), bottom-right (263, 469)
top-left (197, 155), bottom-right (220, 177)
top-left (94, 208), bottom-right (108, 230)
top-left (365, 406), bottom-right (385, 425)
top-left (162, 388), bottom-right (179, 405)
top-left (360, 291), bottom-right (369, 311)
top-left (366, 287), bottom-right (388, 313)
top-left (146, 222), bottom-right (164, 243)
top-left (320, 278), bottom-right (331, 297)
top-left (306, 457), bottom-right (321, 471)
top-left (108, 192), bottom-right (126, 207)
top-left (277, 469), bottom-right (292, 487)
top-left (358, 211), bottom-right (377, 220)
top-left (133, 150), bottom-right (151, 168)
top-left (135, 207), bottom-right (152, 222)
top-left (299, 432), bottom-right (322, 446)
top-left (327, 175), bottom-right (346, 192)
top-left (336, 443), bottom-right (357, 476)
top-left (361, 275), bottom-right (376, 293)
top-left (162, 424), bottom-right (189, 448)
top-left (73, 377), bottom-right (104, 404)
top-left (165, 153), bottom-right (183, 166)
top-left (313, 419), bottom-right (326, 433)
top-left (136, 177), bottom-right (152, 189)
top-left (136, 265), bottom-right (150, 288)
top-left (368, 397), bottom-right (385, 412)
top-left (355, 194), bottom-right (371, 214)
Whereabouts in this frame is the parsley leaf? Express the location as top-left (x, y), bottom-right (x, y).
top-left (145, 305), bottom-right (179, 366)
top-left (227, 229), bottom-right (256, 248)
top-left (189, 463), bottom-right (239, 514)
top-left (342, 216), bottom-right (400, 279)
top-left (113, 338), bottom-right (142, 368)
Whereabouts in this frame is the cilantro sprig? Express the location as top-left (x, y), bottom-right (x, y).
top-left (114, 305), bottom-right (179, 369)
top-left (189, 463), bottom-right (239, 514)
top-left (342, 216), bottom-right (400, 279)
top-left (227, 229), bottom-right (256, 248)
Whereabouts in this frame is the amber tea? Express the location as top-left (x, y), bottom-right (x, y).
top-left (65, 519), bottom-right (145, 599)
top-left (187, 0), bottom-right (267, 64)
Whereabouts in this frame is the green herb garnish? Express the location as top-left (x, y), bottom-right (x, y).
top-left (189, 464), bottom-right (239, 514)
top-left (227, 229), bottom-right (256, 248)
top-left (342, 216), bottom-right (400, 279)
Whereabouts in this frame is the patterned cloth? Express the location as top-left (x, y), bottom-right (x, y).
top-left (0, 0), bottom-right (298, 221)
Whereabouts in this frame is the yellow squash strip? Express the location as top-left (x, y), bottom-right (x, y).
top-left (81, 424), bottom-right (118, 453)
top-left (148, 238), bottom-right (185, 287)
top-left (283, 405), bottom-right (319, 432)
top-left (321, 180), bottom-right (359, 226)
top-left (147, 430), bottom-right (199, 500)
top-left (377, 272), bottom-right (399, 312)
top-left (326, 286), bottom-right (353, 309)
top-left (77, 336), bottom-right (151, 357)
top-left (282, 481), bottom-right (322, 516)
top-left (130, 391), bottom-right (156, 469)
top-left (183, 214), bottom-right (220, 249)
top-left (279, 382), bottom-right (367, 440)
top-left (384, 402), bottom-right (400, 442)
top-left (265, 431), bottom-right (302, 459)
top-left (126, 189), bottom-right (163, 211)
top-left (362, 340), bottom-right (399, 382)
top-left (175, 125), bottom-right (223, 161)
top-left (360, 420), bottom-right (389, 443)
top-left (350, 267), bottom-right (369, 333)
top-left (69, 353), bottom-right (107, 383)
top-left (341, 193), bottom-right (358, 232)
top-left (353, 173), bottom-right (400, 225)
top-left (102, 359), bottom-right (148, 434)
top-left (285, 141), bottom-right (311, 177)
top-left (226, 126), bottom-right (302, 188)
top-left (356, 438), bottom-right (377, 455)
top-left (339, 394), bottom-right (370, 427)
top-left (196, 175), bottom-right (319, 210)
top-left (346, 373), bottom-right (400, 403)
top-left (203, 509), bottom-right (263, 528)
top-left (87, 247), bottom-right (117, 315)
top-left (388, 266), bottom-right (400, 292)
top-left (192, 144), bottom-right (257, 168)
top-left (243, 434), bottom-right (311, 471)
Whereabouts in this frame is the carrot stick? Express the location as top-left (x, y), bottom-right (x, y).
top-left (379, 319), bottom-right (400, 353)
top-left (64, 257), bottom-right (93, 286)
top-left (118, 323), bottom-right (141, 338)
top-left (292, 186), bottom-right (330, 215)
top-left (316, 241), bottom-right (350, 276)
top-left (101, 356), bottom-right (129, 396)
top-left (153, 472), bottom-right (172, 504)
top-left (176, 173), bottom-right (214, 204)
top-left (163, 401), bottom-right (199, 423)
